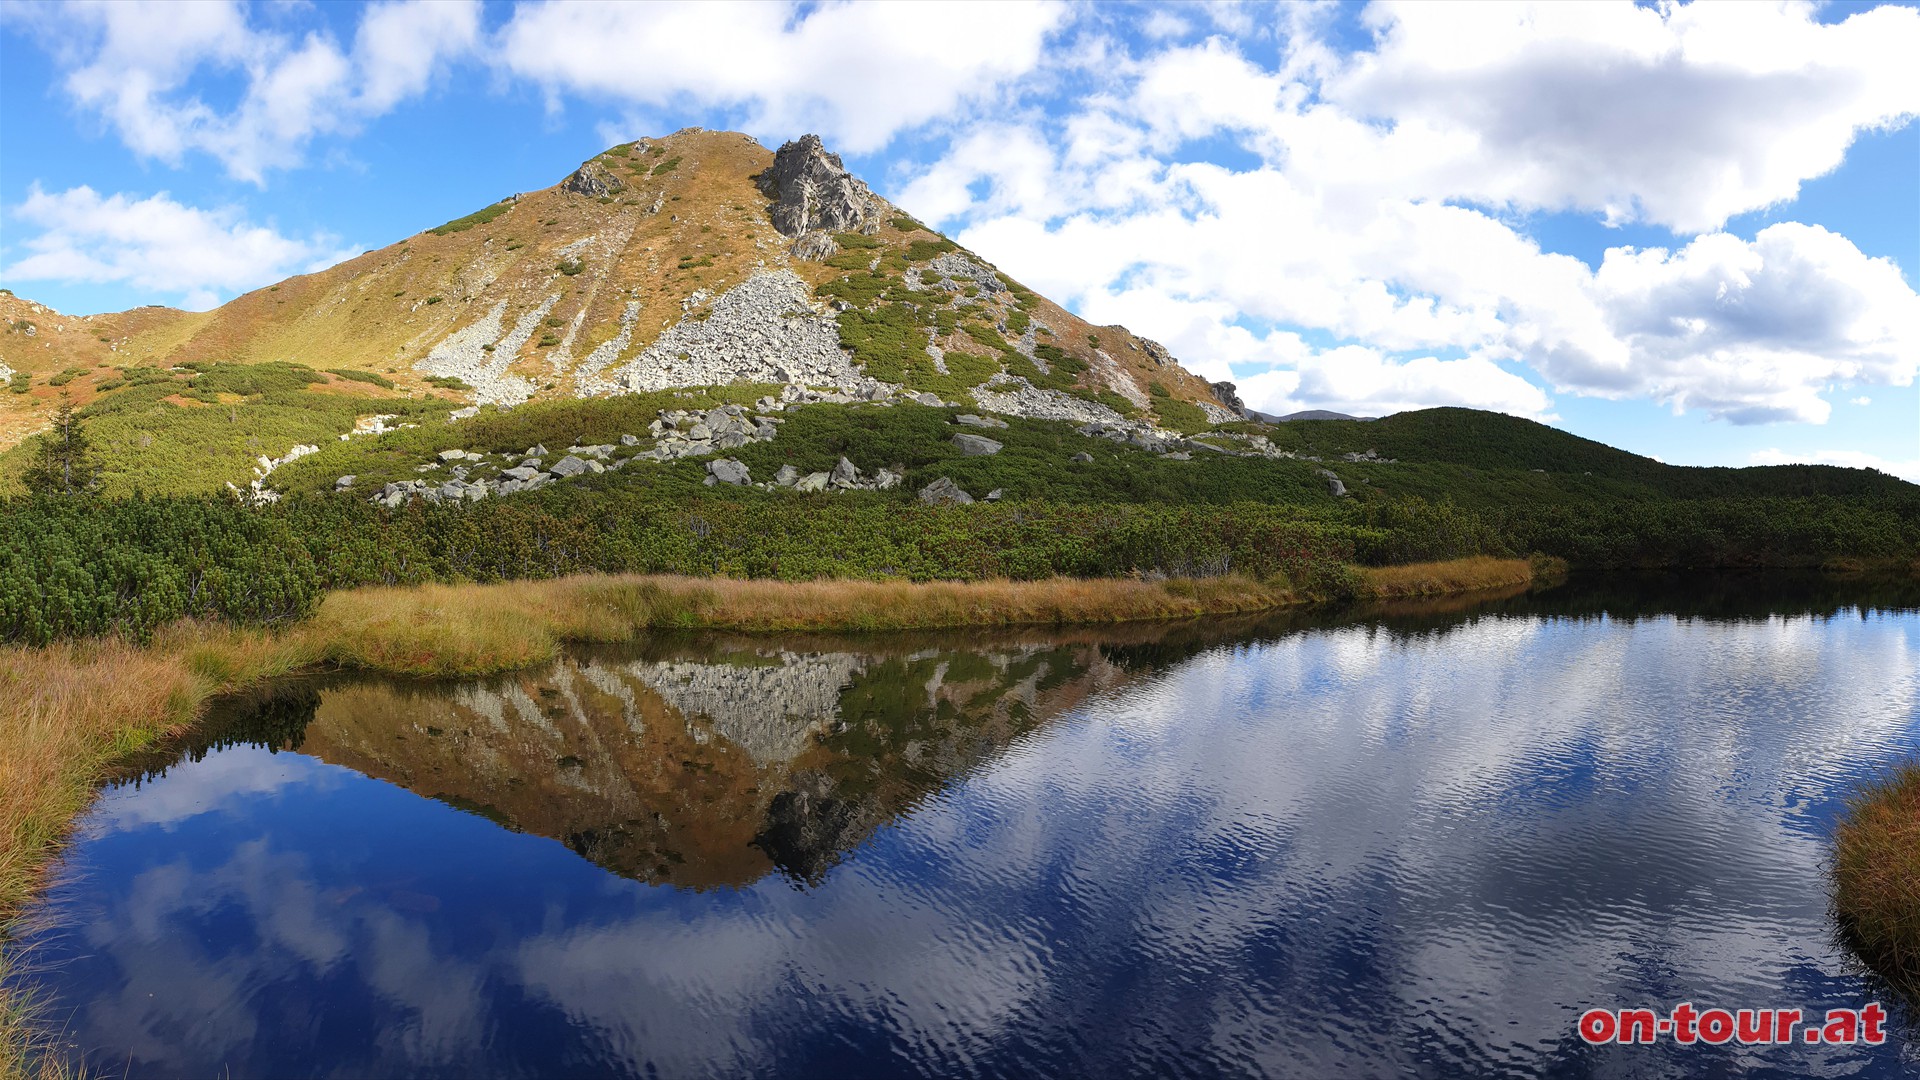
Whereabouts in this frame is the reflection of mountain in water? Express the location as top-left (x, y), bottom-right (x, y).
top-left (179, 629), bottom-right (1180, 890)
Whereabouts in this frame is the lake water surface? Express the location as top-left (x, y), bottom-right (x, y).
top-left (11, 575), bottom-right (1920, 1078)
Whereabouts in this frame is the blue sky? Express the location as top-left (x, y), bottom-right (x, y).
top-left (2, 0), bottom-right (1915, 478)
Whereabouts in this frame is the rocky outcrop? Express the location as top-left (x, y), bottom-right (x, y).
top-left (608, 271), bottom-right (873, 394)
top-left (1135, 337), bottom-right (1177, 368)
top-left (1208, 380), bottom-right (1249, 420)
top-left (561, 161), bottom-right (624, 198)
top-left (923, 253), bottom-right (1004, 294)
top-left (758, 134), bottom-right (888, 257)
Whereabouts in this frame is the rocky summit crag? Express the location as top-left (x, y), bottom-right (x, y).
top-left (0, 128), bottom-right (1246, 462)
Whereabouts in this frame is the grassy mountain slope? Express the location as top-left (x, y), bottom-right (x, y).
top-left (1, 129), bottom-right (1226, 465)
top-left (2, 131), bottom-right (1912, 523)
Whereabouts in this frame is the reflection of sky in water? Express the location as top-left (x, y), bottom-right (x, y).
top-left (15, 608), bottom-right (1920, 1078)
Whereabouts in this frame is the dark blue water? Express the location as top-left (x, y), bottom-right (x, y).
top-left (10, 577), bottom-right (1920, 1078)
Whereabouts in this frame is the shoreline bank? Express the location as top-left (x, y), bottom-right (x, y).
top-left (0, 556), bottom-right (1539, 1076)
top-left (1832, 761), bottom-right (1920, 1005)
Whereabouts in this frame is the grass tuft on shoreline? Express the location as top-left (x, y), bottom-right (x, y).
top-left (1355, 555), bottom-right (1564, 600)
top-left (1833, 761), bottom-right (1920, 1001)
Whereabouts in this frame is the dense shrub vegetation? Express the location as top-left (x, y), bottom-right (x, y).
top-left (2, 383), bottom-right (1914, 647)
top-left (0, 494), bottom-right (1361, 645)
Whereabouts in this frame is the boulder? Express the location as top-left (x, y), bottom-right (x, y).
top-left (919, 476), bottom-right (974, 506)
top-left (550, 455), bottom-right (592, 478)
top-left (873, 468), bottom-right (902, 490)
top-left (831, 456), bottom-right (860, 487)
top-left (437, 449), bottom-right (468, 462)
top-left (774, 464), bottom-right (800, 486)
top-left (707, 458), bottom-right (751, 486)
top-left (1070, 451), bottom-right (1094, 463)
top-left (1315, 468), bottom-right (1348, 497)
top-left (985, 489), bottom-right (1005, 501)
top-left (334, 475), bottom-right (356, 490)
top-left (794, 471), bottom-right (830, 493)
top-left (951, 433), bottom-right (1003, 456)
top-left (501, 465), bottom-right (542, 482)
top-left (955, 414), bottom-right (1009, 429)
top-left (621, 434), bottom-right (641, 446)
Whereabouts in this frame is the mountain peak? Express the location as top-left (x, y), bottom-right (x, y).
top-left (0, 128), bottom-right (1246, 450)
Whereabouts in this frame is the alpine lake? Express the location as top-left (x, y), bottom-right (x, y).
top-left (10, 573), bottom-right (1920, 1078)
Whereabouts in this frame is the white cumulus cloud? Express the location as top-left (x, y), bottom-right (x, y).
top-left (1328, 0), bottom-right (1920, 232)
top-left (5, 185), bottom-right (356, 310)
top-left (13, 0), bottom-right (480, 182)
top-left (495, 0), bottom-right (1070, 153)
top-left (903, 4), bottom-right (1920, 426)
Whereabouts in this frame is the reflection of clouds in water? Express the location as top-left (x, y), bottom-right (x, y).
top-left (91, 744), bottom-right (330, 833)
top-left (60, 829), bottom-right (499, 1075)
top-left (29, 612), bottom-right (1920, 1076)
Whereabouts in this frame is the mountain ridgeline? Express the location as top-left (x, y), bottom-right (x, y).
top-left (0, 130), bottom-right (1916, 648)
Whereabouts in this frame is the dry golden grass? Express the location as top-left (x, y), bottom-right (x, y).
top-left (305, 573), bottom-right (1301, 677)
top-left (1355, 557), bottom-right (1544, 600)
top-left (1833, 762), bottom-right (1920, 1002)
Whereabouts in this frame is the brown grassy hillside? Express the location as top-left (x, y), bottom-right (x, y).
top-left (0, 129), bottom-right (1233, 455)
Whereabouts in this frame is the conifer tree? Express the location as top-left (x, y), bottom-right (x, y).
top-left (21, 396), bottom-right (101, 496)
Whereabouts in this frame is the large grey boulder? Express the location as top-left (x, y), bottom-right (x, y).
top-left (501, 465), bottom-right (543, 482)
top-left (830, 456), bottom-right (860, 487)
top-left (951, 433), bottom-right (1003, 456)
top-left (1070, 451), bottom-right (1094, 463)
top-left (794, 471), bottom-right (830, 492)
top-left (774, 464), bottom-right (801, 486)
top-left (550, 455), bottom-right (593, 478)
top-left (1316, 468), bottom-right (1348, 497)
top-left (706, 458), bottom-right (751, 486)
top-left (955, 414), bottom-right (1008, 429)
top-left (758, 134), bottom-right (887, 240)
top-left (919, 477), bottom-right (974, 506)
